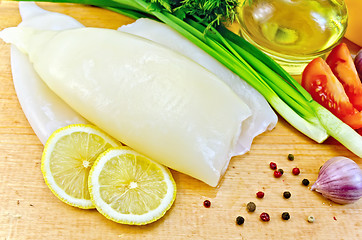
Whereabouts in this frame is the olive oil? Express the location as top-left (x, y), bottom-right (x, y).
top-left (237, 0), bottom-right (347, 74)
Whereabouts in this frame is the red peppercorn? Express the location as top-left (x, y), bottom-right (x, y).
top-left (203, 200), bottom-right (211, 208)
top-left (269, 162), bottom-right (277, 170)
top-left (256, 191), bottom-right (265, 198)
top-left (274, 170), bottom-right (282, 178)
top-left (292, 167), bottom-right (300, 175)
top-left (260, 212), bottom-right (270, 222)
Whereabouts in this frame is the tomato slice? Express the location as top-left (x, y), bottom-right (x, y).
top-left (341, 110), bottom-right (362, 130)
top-left (326, 43), bottom-right (362, 111)
top-left (357, 128), bottom-right (362, 136)
top-left (301, 57), bottom-right (355, 118)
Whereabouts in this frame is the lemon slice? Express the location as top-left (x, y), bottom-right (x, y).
top-left (41, 124), bottom-right (120, 209)
top-left (88, 146), bottom-right (176, 225)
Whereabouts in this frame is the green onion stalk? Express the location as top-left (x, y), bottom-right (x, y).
top-left (11, 0), bottom-right (362, 157)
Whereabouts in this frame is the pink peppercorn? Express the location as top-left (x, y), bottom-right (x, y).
top-left (260, 212), bottom-right (270, 221)
top-left (269, 162), bottom-right (277, 170)
top-left (292, 167), bottom-right (300, 175)
top-left (274, 170), bottom-right (282, 178)
top-left (256, 191), bottom-right (265, 198)
top-left (203, 200), bottom-right (211, 208)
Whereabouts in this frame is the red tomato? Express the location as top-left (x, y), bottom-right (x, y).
top-left (341, 110), bottom-right (362, 129)
top-left (357, 128), bottom-right (362, 135)
top-left (326, 43), bottom-right (362, 111)
top-left (301, 57), bottom-right (355, 118)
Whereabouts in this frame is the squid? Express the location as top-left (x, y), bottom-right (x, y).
top-left (0, 3), bottom-right (277, 186)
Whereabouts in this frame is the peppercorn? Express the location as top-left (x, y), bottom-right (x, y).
top-left (260, 212), bottom-right (270, 222)
top-left (288, 154), bottom-right (295, 161)
top-left (281, 212), bottom-right (290, 220)
top-left (236, 216), bottom-right (245, 225)
top-left (274, 170), bottom-right (282, 178)
top-left (292, 167), bottom-right (300, 175)
top-left (278, 169), bottom-right (284, 174)
top-left (203, 200), bottom-right (211, 208)
top-left (256, 191), bottom-right (264, 198)
top-left (269, 162), bottom-right (277, 170)
top-left (302, 179), bottom-right (310, 186)
top-left (246, 202), bottom-right (256, 212)
top-left (307, 215), bottom-right (315, 223)
top-left (283, 191), bottom-right (291, 199)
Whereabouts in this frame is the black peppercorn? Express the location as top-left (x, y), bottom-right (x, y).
top-left (302, 179), bottom-right (310, 186)
top-left (282, 212), bottom-right (290, 220)
top-left (236, 216), bottom-right (245, 225)
top-left (278, 169), bottom-right (284, 175)
top-left (246, 202), bottom-right (256, 212)
top-left (283, 191), bottom-right (291, 199)
top-left (288, 154), bottom-right (294, 161)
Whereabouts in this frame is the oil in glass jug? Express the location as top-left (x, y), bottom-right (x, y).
top-left (237, 0), bottom-right (348, 75)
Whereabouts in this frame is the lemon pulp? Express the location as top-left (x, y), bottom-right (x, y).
top-left (42, 124), bottom-right (120, 209)
top-left (89, 147), bottom-right (176, 225)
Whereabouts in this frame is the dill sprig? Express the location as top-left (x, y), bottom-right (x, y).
top-left (173, 0), bottom-right (239, 26)
top-left (144, 0), bottom-right (239, 26)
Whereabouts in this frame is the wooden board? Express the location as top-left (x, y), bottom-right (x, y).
top-left (1, 1), bottom-right (362, 239)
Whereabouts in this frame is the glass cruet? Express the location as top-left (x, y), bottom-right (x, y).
top-left (237, 0), bottom-right (348, 75)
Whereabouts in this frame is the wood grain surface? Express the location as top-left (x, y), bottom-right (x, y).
top-left (1, 1), bottom-right (362, 239)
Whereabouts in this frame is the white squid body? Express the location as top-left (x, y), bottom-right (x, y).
top-left (1, 26), bottom-right (252, 187)
top-left (119, 19), bottom-right (278, 154)
top-left (11, 2), bottom-right (88, 143)
top-left (2, 3), bottom-right (278, 186)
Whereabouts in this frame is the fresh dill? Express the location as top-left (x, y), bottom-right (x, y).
top-left (144, 0), bottom-right (239, 26)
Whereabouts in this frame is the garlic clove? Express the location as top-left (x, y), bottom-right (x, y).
top-left (311, 156), bottom-right (362, 204)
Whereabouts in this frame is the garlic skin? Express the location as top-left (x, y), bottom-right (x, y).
top-left (311, 156), bottom-right (362, 204)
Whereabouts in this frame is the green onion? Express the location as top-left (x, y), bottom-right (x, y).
top-left (11, 0), bottom-right (362, 157)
